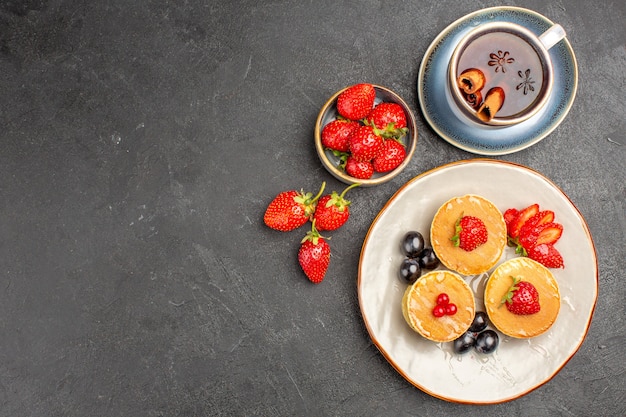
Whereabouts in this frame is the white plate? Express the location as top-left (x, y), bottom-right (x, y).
top-left (358, 159), bottom-right (597, 403)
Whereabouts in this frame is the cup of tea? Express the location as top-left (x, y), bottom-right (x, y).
top-left (448, 21), bottom-right (566, 126)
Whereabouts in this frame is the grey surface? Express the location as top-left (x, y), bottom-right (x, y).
top-left (0, 0), bottom-right (624, 416)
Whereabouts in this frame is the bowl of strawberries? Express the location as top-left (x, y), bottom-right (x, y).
top-left (315, 83), bottom-right (418, 186)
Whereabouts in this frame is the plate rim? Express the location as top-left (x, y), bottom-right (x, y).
top-left (417, 6), bottom-right (579, 155)
top-left (357, 158), bottom-right (598, 404)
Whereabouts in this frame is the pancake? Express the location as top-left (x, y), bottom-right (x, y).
top-left (402, 270), bottom-right (475, 342)
top-left (430, 194), bottom-right (507, 275)
top-left (484, 257), bottom-right (560, 338)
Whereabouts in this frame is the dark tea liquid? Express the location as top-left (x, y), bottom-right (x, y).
top-left (457, 31), bottom-right (544, 118)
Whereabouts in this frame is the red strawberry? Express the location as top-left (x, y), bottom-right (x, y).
top-left (503, 208), bottom-right (519, 228)
top-left (372, 139), bottom-right (406, 172)
top-left (321, 118), bottom-right (360, 152)
top-left (451, 215), bottom-right (488, 251)
top-left (298, 222), bottom-right (331, 284)
top-left (519, 222), bottom-right (563, 250)
top-left (519, 210), bottom-right (555, 238)
top-left (501, 276), bottom-right (541, 315)
top-left (527, 243), bottom-right (564, 268)
top-left (366, 102), bottom-right (409, 138)
top-left (264, 182), bottom-right (326, 231)
top-left (313, 183), bottom-right (359, 231)
top-left (345, 156), bottom-right (374, 179)
top-left (336, 83), bottom-right (376, 121)
top-left (348, 125), bottom-right (384, 162)
top-left (507, 203), bottom-right (539, 238)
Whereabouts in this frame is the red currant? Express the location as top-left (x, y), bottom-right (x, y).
top-left (445, 303), bottom-right (458, 316)
top-left (432, 305), bottom-right (446, 317)
top-left (436, 293), bottom-right (449, 305)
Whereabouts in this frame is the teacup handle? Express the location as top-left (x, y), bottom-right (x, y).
top-left (539, 24), bottom-right (566, 50)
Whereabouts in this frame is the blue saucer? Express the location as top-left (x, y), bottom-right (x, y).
top-left (417, 7), bottom-right (578, 155)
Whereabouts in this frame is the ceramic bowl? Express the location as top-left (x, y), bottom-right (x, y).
top-left (314, 85), bottom-right (418, 186)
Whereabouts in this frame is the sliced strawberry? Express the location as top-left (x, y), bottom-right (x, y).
top-left (527, 243), bottom-right (564, 268)
top-left (508, 204), bottom-right (539, 238)
top-left (519, 210), bottom-right (555, 237)
top-left (519, 221), bottom-right (563, 250)
top-left (534, 222), bottom-right (563, 246)
top-left (503, 208), bottom-right (519, 228)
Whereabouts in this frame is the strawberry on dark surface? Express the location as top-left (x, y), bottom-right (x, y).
top-left (264, 182), bottom-right (326, 232)
top-left (336, 83), bottom-right (376, 121)
top-left (298, 222), bottom-right (331, 284)
top-left (321, 118), bottom-right (360, 152)
top-left (313, 183), bottom-right (359, 231)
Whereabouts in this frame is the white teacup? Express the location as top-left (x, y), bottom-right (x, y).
top-left (448, 21), bottom-right (566, 126)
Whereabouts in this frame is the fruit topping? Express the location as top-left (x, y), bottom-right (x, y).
top-left (313, 183), bottom-right (359, 231)
top-left (527, 243), bottom-right (564, 269)
top-left (505, 203), bottom-right (565, 268)
top-left (436, 293), bottom-right (450, 306)
top-left (451, 214), bottom-right (488, 252)
top-left (474, 330), bottom-right (499, 354)
top-left (298, 221), bottom-right (331, 284)
top-left (264, 182), bottom-right (326, 232)
top-left (433, 293), bottom-right (456, 317)
top-left (336, 83), bottom-right (376, 121)
top-left (500, 276), bottom-right (540, 315)
top-left (507, 203), bottom-right (539, 238)
top-left (432, 304), bottom-right (447, 318)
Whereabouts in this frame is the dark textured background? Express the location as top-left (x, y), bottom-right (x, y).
top-left (0, 0), bottom-right (624, 416)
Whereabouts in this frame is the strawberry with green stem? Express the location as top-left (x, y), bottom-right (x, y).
top-left (451, 214), bottom-right (488, 252)
top-left (313, 183), bottom-right (360, 231)
top-left (500, 275), bottom-right (540, 315)
top-left (348, 125), bottom-right (384, 162)
top-left (365, 102), bottom-right (409, 139)
top-left (264, 182), bottom-right (326, 232)
top-left (298, 221), bottom-right (331, 284)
